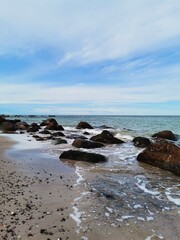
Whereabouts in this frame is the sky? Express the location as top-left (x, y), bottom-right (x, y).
top-left (0, 0), bottom-right (180, 115)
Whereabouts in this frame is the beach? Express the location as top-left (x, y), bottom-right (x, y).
top-left (0, 115), bottom-right (180, 240)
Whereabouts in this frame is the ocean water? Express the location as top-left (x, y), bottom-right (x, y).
top-left (6, 115), bottom-right (180, 234)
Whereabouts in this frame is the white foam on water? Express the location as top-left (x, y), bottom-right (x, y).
top-left (105, 212), bottom-right (110, 217)
top-left (75, 166), bottom-right (85, 186)
top-left (70, 191), bottom-right (91, 233)
top-left (134, 204), bottom-right (142, 209)
top-left (145, 234), bottom-right (163, 240)
top-left (136, 179), bottom-right (160, 196)
top-left (121, 215), bottom-right (134, 220)
top-left (165, 185), bottom-right (180, 206)
top-left (115, 133), bottom-right (134, 141)
top-left (106, 207), bottom-right (113, 213)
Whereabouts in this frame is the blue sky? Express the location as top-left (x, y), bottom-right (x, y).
top-left (0, 0), bottom-right (180, 115)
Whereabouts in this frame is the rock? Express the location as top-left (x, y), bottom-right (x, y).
top-left (16, 122), bottom-right (29, 130)
top-left (33, 135), bottom-right (46, 141)
top-left (0, 116), bottom-right (6, 124)
top-left (90, 130), bottom-right (124, 144)
top-left (40, 118), bottom-right (58, 126)
top-left (83, 131), bottom-right (90, 135)
top-left (27, 123), bottom-right (40, 132)
top-left (76, 121), bottom-right (93, 129)
top-left (133, 137), bottom-right (151, 148)
top-left (40, 118), bottom-right (64, 131)
top-left (152, 130), bottom-right (176, 141)
top-left (45, 124), bottom-right (64, 131)
top-left (51, 131), bottom-right (65, 137)
top-left (66, 134), bottom-right (87, 140)
top-left (39, 130), bottom-right (51, 134)
top-left (60, 150), bottom-right (106, 163)
top-left (51, 138), bottom-right (67, 145)
top-left (0, 121), bottom-right (17, 132)
top-left (72, 138), bottom-right (105, 149)
top-left (137, 141), bottom-right (180, 176)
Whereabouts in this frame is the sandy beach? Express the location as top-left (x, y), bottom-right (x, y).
top-left (0, 133), bottom-right (180, 240)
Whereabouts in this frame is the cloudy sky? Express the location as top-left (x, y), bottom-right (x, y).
top-left (0, 0), bottom-right (180, 115)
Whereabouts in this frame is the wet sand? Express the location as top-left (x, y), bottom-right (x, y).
top-left (0, 135), bottom-right (180, 240)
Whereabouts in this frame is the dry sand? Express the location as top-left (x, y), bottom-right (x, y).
top-left (0, 135), bottom-right (180, 240)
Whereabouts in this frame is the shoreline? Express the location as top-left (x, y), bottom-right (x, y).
top-left (0, 132), bottom-right (180, 240)
top-left (0, 135), bottom-right (82, 240)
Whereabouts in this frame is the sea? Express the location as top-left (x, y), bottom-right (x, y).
top-left (5, 115), bottom-right (180, 236)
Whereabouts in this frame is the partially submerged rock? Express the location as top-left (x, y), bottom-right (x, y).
top-left (137, 141), bottom-right (180, 176)
top-left (0, 121), bottom-right (17, 132)
top-left (152, 130), bottom-right (176, 141)
top-left (51, 131), bottom-right (65, 137)
top-left (76, 121), bottom-right (93, 129)
top-left (27, 123), bottom-right (40, 132)
top-left (52, 138), bottom-right (67, 145)
top-left (133, 137), bottom-right (151, 148)
top-left (60, 150), bottom-right (106, 163)
top-left (16, 122), bottom-right (30, 130)
top-left (90, 130), bottom-right (124, 144)
top-left (40, 118), bottom-right (58, 126)
top-left (72, 138), bottom-right (104, 149)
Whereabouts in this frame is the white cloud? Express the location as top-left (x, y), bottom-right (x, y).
top-left (0, 0), bottom-right (180, 63)
top-left (0, 79), bottom-right (179, 105)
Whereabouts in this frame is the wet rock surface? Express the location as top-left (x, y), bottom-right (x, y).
top-left (72, 138), bottom-right (105, 149)
top-left (76, 121), bottom-right (93, 129)
top-left (60, 150), bottom-right (106, 163)
top-left (137, 141), bottom-right (180, 176)
top-left (90, 130), bottom-right (124, 144)
top-left (152, 130), bottom-right (176, 141)
top-left (133, 137), bottom-right (151, 148)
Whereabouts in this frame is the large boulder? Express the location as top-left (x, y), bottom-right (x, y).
top-left (152, 130), bottom-right (176, 141)
top-left (0, 121), bottom-right (17, 132)
top-left (137, 141), bottom-right (180, 176)
top-left (45, 124), bottom-right (64, 131)
top-left (76, 121), bottom-right (93, 129)
top-left (72, 138), bottom-right (104, 149)
top-left (60, 150), bottom-right (106, 163)
top-left (16, 122), bottom-right (30, 130)
top-left (90, 130), bottom-right (124, 144)
top-left (133, 137), bottom-right (151, 148)
top-left (0, 116), bottom-right (6, 124)
top-left (27, 123), bottom-right (40, 132)
top-left (40, 118), bottom-right (58, 126)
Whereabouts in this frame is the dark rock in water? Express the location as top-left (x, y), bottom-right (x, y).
top-left (83, 131), bottom-right (90, 135)
top-left (0, 121), bottom-right (17, 132)
top-left (16, 122), bottom-right (29, 130)
top-left (90, 130), bottom-right (124, 144)
top-left (33, 135), bottom-right (46, 141)
top-left (133, 137), bottom-right (151, 148)
top-left (152, 130), bottom-right (176, 141)
top-left (66, 134), bottom-right (87, 140)
top-left (76, 121), bottom-right (93, 129)
top-left (40, 118), bottom-right (64, 131)
top-left (60, 150), bottom-right (106, 163)
top-left (0, 115), bottom-right (6, 124)
top-left (51, 131), bottom-right (65, 137)
top-left (72, 138), bottom-right (105, 149)
top-left (39, 130), bottom-right (51, 134)
top-left (27, 123), bottom-right (40, 132)
top-left (99, 125), bottom-right (113, 129)
top-left (137, 140), bottom-right (180, 176)
top-left (40, 118), bottom-right (58, 126)
top-left (52, 138), bottom-right (67, 145)
top-left (45, 124), bottom-right (64, 131)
